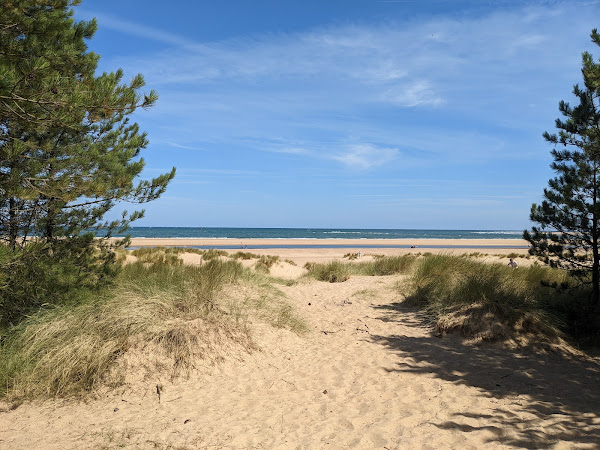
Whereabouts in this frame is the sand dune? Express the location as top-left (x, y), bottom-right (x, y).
top-left (1, 246), bottom-right (599, 449)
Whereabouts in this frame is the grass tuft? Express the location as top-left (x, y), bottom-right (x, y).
top-left (255, 255), bottom-right (280, 273)
top-left (231, 251), bottom-right (260, 260)
top-left (304, 260), bottom-right (350, 282)
top-left (0, 251), bottom-right (304, 401)
top-left (400, 254), bottom-right (585, 348)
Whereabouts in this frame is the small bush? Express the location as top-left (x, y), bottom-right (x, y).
top-left (0, 239), bottom-right (118, 327)
top-left (343, 252), bottom-right (359, 260)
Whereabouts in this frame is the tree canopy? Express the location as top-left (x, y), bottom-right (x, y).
top-left (0, 0), bottom-right (175, 323)
top-left (524, 29), bottom-right (600, 306)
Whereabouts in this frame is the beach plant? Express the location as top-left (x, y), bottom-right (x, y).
top-left (401, 254), bottom-right (592, 347)
top-left (524, 29), bottom-right (600, 308)
top-left (356, 255), bottom-right (417, 276)
top-left (255, 255), bottom-right (280, 273)
top-left (305, 260), bottom-right (350, 282)
top-left (231, 251), bottom-right (260, 260)
top-left (131, 247), bottom-right (184, 266)
top-left (200, 249), bottom-right (228, 261)
top-left (305, 255), bottom-right (417, 282)
top-left (0, 254), bottom-right (305, 401)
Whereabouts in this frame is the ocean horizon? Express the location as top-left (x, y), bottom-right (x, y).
top-left (111, 227), bottom-right (525, 240)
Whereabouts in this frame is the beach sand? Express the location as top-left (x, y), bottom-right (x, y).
top-left (1, 241), bottom-right (599, 449)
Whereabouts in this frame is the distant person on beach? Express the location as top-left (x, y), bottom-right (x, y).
top-left (508, 258), bottom-right (518, 268)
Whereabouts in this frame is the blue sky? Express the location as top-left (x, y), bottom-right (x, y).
top-left (75, 0), bottom-right (600, 229)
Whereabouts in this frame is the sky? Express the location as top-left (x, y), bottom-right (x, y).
top-left (74, 0), bottom-right (600, 230)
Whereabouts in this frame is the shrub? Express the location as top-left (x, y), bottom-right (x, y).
top-left (0, 239), bottom-right (118, 327)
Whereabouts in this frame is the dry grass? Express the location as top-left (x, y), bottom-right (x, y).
top-left (0, 252), bottom-right (305, 401)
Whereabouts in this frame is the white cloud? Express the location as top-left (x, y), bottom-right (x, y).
top-left (331, 144), bottom-right (399, 170)
top-left (165, 142), bottom-right (205, 151)
top-left (382, 81), bottom-right (444, 107)
top-left (91, 2), bottom-right (598, 175)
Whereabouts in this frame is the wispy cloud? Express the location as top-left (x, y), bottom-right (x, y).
top-left (331, 144), bottom-right (399, 170)
top-left (165, 142), bottom-right (205, 151)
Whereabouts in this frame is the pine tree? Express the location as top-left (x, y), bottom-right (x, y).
top-left (0, 1), bottom-right (175, 322)
top-left (524, 29), bottom-right (600, 306)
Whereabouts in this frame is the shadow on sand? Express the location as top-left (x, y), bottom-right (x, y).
top-left (370, 302), bottom-right (600, 449)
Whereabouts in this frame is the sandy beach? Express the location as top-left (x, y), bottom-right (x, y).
top-left (1, 242), bottom-right (598, 449)
top-left (127, 237), bottom-right (529, 249)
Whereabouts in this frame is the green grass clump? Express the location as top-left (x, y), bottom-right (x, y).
top-left (0, 251), bottom-right (304, 401)
top-left (343, 252), bottom-right (359, 260)
top-left (131, 247), bottom-right (183, 266)
top-left (200, 249), bottom-right (228, 260)
top-left (400, 254), bottom-right (583, 347)
top-left (255, 255), bottom-right (280, 273)
top-left (305, 255), bottom-right (416, 283)
top-left (231, 251), bottom-right (260, 260)
top-left (356, 255), bottom-right (417, 276)
top-left (305, 260), bottom-right (350, 282)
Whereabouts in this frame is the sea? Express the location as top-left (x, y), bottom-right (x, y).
top-left (115, 227), bottom-right (527, 249)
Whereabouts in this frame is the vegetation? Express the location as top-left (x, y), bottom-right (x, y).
top-left (0, 1), bottom-right (174, 326)
top-left (255, 255), bottom-right (280, 273)
top-left (524, 29), bottom-right (600, 307)
top-left (0, 250), bottom-right (305, 401)
top-left (401, 254), bottom-right (597, 348)
top-left (231, 251), bottom-right (260, 260)
top-left (304, 255), bottom-right (416, 282)
top-left (305, 260), bottom-right (351, 282)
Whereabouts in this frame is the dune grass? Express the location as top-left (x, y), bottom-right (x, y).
top-left (0, 252), bottom-right (305, 401)
top-left (255, 255), bottom-right (280, 273)
top-left (304, 255), bottom-right (417, 282)
top-left (231, 251), bottom-right (260, 260)
top-left (400, 254), bottom-right (594, 348)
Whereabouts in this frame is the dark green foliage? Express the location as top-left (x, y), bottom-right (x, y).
top-left (0, 1), bottom-right (174, 324)
top-left (524, 29), bottom-right (600, 306)
top-left (0, 239), bottom-right (117, 326)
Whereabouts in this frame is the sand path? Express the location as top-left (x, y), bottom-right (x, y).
top-left (1, 274), bottom-right (599, 449)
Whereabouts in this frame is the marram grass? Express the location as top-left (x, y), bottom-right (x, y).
top-left (304, 255), bottom-right (417, 282)
top-left (0, 254), bottom-right (305, 401)
top-left (400, 254), bottom-right (584, 347)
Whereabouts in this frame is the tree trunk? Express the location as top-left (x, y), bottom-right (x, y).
top-left (593, 243), bottom-right (600, 306)
top-left (8, 197), bottom-right (17, 250)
